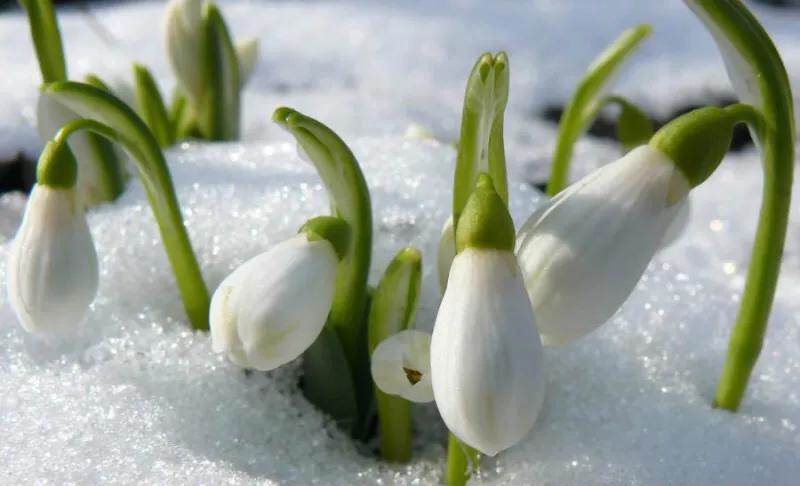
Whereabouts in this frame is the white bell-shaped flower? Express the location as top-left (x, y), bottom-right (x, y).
top-left (8, 142), bottom-right (99, 333)
top-left (164, 0), bottom-right (205, 103)
top-left (431, 175), bottom-right (546, 457)
top-left (371, 329), bottom-right (433, 403)
top-left (516, 145), bottom-right (690, 346)
top-left (210, 217), bottom-right (349, 371)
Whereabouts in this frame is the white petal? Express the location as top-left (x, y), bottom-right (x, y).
top-left (164, 0), bottom-right (205, 103)
top-left (516, 145), bottom-right (689, 346)
top-left (236, 37), bottom-right (259, 87)
top-left (659, 195), bottom-right (691, 250)
top-left (431, 249), bottom-right (545, 456)
top-left (371, 329), bottom-right (434, 403)
top-left (7, 186), bottom-right (98, 333)
top-left (209, 234), bottom-right (338, 371)
top-left (436, 216), bottom-right (455, 293)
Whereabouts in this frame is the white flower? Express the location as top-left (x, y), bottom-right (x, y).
top-left (431, 248), bottom-right (546, 456)
top-left (210, 233), bottom-right (338, 370)
top-left (371, 329), bottom-right (433, 403)
top-left (164, 0), bottom-right (205, 103)
top-left (236, 37), bottom-right (259, 87)
top-left (8, 184), bottom-right (99, 332)
top-left (516, 145), bottom-right (690, 346)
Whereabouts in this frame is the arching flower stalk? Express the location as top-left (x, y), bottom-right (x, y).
top-left (433, 175), bottom-right (546, 474)
top-left (40, 81), bottom-right (210, 331)
top-left (210, 217), bottom-right (350, 371)
top-left (8, 139), bottom-right (98, 333)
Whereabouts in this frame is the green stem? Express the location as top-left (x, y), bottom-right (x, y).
top-left (45, 82), bottom-right (210, 331)
top-left (546, 24), bottom-right (652, 196)
top-left (273, 107), bottom-right (373, 430)
top-left (20, 0), bottom-right (67, 83)
top-left (685, 0), bottom-right (794, 411)
top-left (446, 434), bottom-right (479, 486)
top-left (367, 247), bottom-right (422, 462)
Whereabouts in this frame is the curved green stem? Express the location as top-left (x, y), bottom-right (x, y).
top-left (273, 107), bottom-right (373, 431)
top-left (446, 434), bottom-right (479, 486)
top-left (45, 81), bottom-right (210, 331)
top-left (20, 0), bottom-right (67, 83)
top-left (685, 0), bottom-right (794, 411)
top-left (547, 24), bottom-right (652, 196)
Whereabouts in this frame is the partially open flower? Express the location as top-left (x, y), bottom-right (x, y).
top-left (8, 141), bottom-right (99, 333)
top-left (432, 175), bottom-right (545, 457)
top-left (371, 329), bottom-right (433, 403)
top-left (210, 217), bottom-right (349, 371)
top-left (516, 144), bottom-right (690, 346)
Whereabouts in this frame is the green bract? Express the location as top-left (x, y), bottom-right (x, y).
top-left (456, 174), bottom-right (515, 253)
top-left (300, 216), bottom-right (352, 261)
top-left (36, 139), bottom-right (77, 189)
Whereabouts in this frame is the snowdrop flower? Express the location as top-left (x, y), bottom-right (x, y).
top-left (371, 329), bottom-right (433, 403)
top-left (164, 0), bottom-right (205, 104)
top-left (432, 175), bottom-right (545, 456)
top-left (8, 141), bottom-right (98, 333)
top-left (518, 107), bottom-right (737, 346)
top-left (210, 216), bottom-right (349, 371)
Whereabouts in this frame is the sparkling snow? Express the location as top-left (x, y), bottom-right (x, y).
top-left (1, 0), bottom-right (799, 484)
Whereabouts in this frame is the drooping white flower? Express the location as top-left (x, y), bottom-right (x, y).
top-left (516, 145), bottom-right (690, 346)
top-left (371, 329), bottom-right (433, 403)
top-left (210, 229), bottom-right (342, 371)
top-left (164, 0), bottom-right (205, 103)
top-left (8, 143), bottom-right (99, 333)
top-left (431, 174), bottom-right (545, 457)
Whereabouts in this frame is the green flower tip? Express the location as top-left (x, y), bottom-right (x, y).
top-left (456, 173), bottom-right (515, 253)
top-left (37, 139), bottom-right (78, 189)
top-left (300, 216), bottom-right (351, 260)
top-left (650, 106), bottom-right (737, 188)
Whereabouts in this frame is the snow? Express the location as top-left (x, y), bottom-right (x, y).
top-left (0, 0), bottom-right (799, 484)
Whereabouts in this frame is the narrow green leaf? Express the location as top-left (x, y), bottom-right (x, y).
top-left (45, 81), bottom-right (210, 331)
top-left (133, 63), bottom-right (174, 148)
top-left (453, 52), bottom-right (510, 233)
top-left (547, 24), bottom-right (652, 195)
top-left (301, 327), bottom-right (359, 431)
top-left (199, 2), bottom-right (240, 141)
top-left (20, 0), bottom-right (67, 83)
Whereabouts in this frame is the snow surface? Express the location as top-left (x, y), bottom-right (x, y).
top-left (1, 0), bottom-right (799, 484)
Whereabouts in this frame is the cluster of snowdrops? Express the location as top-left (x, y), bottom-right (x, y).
top-left (7, 0), bottom-right (795, 484)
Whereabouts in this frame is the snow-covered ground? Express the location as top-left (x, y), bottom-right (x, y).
top-left (1, 1), bottom-right (799, 484)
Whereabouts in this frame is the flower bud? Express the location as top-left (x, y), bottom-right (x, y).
top-left (516, 145), bottom-right (690, 346)
top-left (164, 0), bottom-right (204, 103)
top-left (8, 145), bottom-right (99, 332)
top-left (371, 330), bottom-right (433, 403)
top-left (209, 225), bottom-right (344, 370)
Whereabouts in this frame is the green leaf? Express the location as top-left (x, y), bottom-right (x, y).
top-left (19, 0), bottom-right (67, 83)
top-left (45, 81), bottom-right (210, 331)
top-left (301, 327), bottom-right (359, 431)
top-left (684, 0), bottom-right (795, 411)
top-left (199, 2), bottom-right (240, 141)
top-left (133, 63), bottom-right (174, 148)
top-left (453, 52), bottom-right (510, 232)
top-left (547, 24), bottom-right (652, 195)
